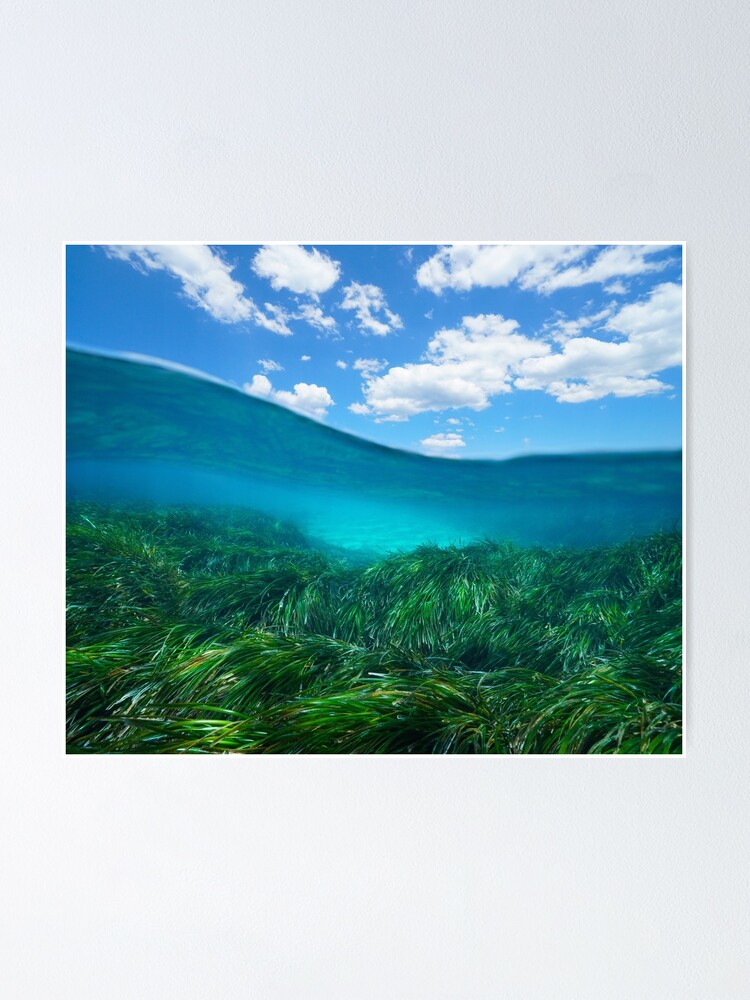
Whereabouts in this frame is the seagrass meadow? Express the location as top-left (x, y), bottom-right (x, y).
top-left (66, 350), bottom-right (683, 754)
top-left (66, 503), bottom-right (682, 754)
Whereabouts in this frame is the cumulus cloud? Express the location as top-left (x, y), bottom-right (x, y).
top-left (251, 244), bottom-right (341, 296)
top-left (105, 243), bottom-right (298, 335)
top-left (256, 302), bottom-right (293, 335)
top-left (257, 358), bottom-right (284, 373)
top-left (520, 375), bottom-right (670, 403)
top-left (416, 245), bottom-right (582, 295)
top-left (244, 374), bottom-right (274, 397)
top-left (420, 432), bottom-right (466, 451)
top-left (340, 282), bottom-right (403, 335)
top-left (348, 402), bottom-right (371, 415)
top-left (353, 357), bottom-right (388, 375)
top-left (297, 302), bottom-right (337, 333)
top-left (515, 282), bottom-right (682, 402)
top-left (353, 282), bottom-right (681, 418)
top-left (335, 360), bottom-right (348, 369)
top-left (244, 373), bottom-right (334, 420)
top-left (535, 245), bottom-right (672, 294)
top-left (544, 306), bottom-right (613, 344)
top-left (106, 244), bottom-right (259, 324)
top-left (358, 314), bottom-right (549, 418)
top-left (416, 243), bottom-right (672, 296)
top-left (300, 355), bottom-right (311, 361)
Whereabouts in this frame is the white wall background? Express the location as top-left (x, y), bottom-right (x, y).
top-left (2, 1), bottom-right (748, 996)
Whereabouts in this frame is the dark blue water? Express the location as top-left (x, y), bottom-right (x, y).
top-left (66, 348), bottom-right (682, 553)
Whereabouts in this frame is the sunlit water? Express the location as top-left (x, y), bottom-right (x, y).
top-left (67, 348), bottom-right (682, 554)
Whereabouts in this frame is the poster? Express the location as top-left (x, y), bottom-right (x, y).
top-left (66, 242), bottom-right (683, 753)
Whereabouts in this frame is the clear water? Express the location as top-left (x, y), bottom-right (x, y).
top-left (66, 348), bottom-right (682, 555)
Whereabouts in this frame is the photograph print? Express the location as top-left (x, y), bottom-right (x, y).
top-left (66, 242), bottom-right (683, 754)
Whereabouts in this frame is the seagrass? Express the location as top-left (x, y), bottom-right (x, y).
top-left (66, 502), bottom-right (682, 754)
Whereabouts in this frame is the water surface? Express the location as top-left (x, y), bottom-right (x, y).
top-left (67, 348), bottom-right (681, 553)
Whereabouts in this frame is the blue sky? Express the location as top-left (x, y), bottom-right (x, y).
top-left (66, 243), bottom-right (683, 457)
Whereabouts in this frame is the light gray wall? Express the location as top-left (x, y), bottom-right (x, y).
top-left (3, 2), bottom-right (748, 997)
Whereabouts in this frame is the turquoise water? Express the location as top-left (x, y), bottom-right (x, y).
top-left (66, 348), bottom-right (682, 554)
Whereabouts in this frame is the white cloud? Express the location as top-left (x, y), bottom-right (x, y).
top-left (300, 355), bottom-right (311, 361)
top-left (353, 282), bottom-right (681, 418)
top-left (353, 357), bottom-right (388, 375)
top-left (416, 243), bottom-right (672, 296)
top-left (340, 282), bottom-right (403, 335)
top-left (244, 374), bottom-right (274, 397)
top-left (105, 243), bottom-right (299, 335)
top-left (416, 244), bottom-right (583, 295)
top-left (359, 314), bottom-right (549, 418)
top-left (515, 282), bottom-right (681, 402)
top-left (524, 375), bottom-right (670, 404)
top-left (494, 427), bottom-right (505, 433)
top-left (535, 245), bottom-right (671, 294)
top-left (256, 302), bottom-right (293, 335)
top-left (605, 280), bottom-right (627, 295)
top-left (297, 302), bottom-right (337, 333)
top-left (257, 358), bottom-right (284, 373)
top-left (106, 244), bottom-right (257, 323)
top-left (244, 374), bottom-right (334, 420)
top-left (544, 306), bottom-right (613, 344)
top-left (446, 417), bottom-right (462, 426)
top-left (335, 360), bottom-right (348, 369)
top-left (348, 402), bottom-right (371, 415)
top-left (251, 244), bottom-right (341, 296)
top-left (274, 383), bottom-right (334, 420)
top-left (420, 432), bottom-right (466, 451)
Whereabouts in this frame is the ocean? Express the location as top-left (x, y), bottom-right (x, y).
top-left (66, 347), bottom-right (681, 554)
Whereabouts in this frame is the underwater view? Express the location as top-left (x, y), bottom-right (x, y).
top-left (66, 242), bottom-right (683, 754)
top-left (67, 349), bottom-right (682, 754)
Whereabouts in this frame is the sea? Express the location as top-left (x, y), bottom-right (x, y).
top-left (66, 347), bottom-right (682, 555)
